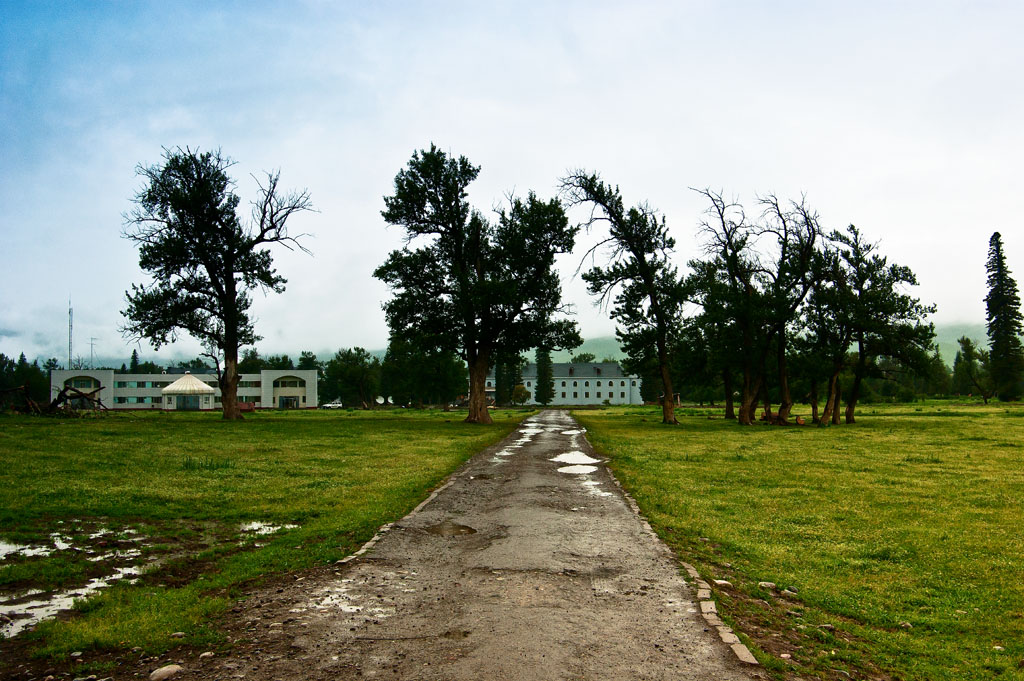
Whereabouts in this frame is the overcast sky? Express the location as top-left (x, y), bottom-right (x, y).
top-left (2, 1), bottom-right (1021, 365)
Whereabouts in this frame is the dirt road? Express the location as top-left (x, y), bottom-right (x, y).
top-left (198, 410), bottom-right (758, 680)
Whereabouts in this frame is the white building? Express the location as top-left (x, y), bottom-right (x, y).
top-left (50, 368), bottom-right (318, 411)
top-left (485, 362), bottom-right (643, 406)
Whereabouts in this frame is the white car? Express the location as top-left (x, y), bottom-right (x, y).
top-left (320, 400), bottom-right (344, 409)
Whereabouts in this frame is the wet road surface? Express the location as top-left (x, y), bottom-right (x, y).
top-left (200, 410), bottom-right (758, 680)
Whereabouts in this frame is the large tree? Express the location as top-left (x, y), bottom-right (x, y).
top-left (121, 147), bottom-right (312, 420)
top-left (562, 172), bottom-right (685, 424)
top-left (985, 232), bottom-right (1024, 401)
top-left (322, 348), bottom-right (380, 408)
top-left (375, 145), bottom-right (580, 424)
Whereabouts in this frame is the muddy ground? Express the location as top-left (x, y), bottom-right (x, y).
top-left (4, 410), bottom-right (760, 680)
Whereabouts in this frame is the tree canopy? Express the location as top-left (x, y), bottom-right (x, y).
top-left (121, 147), bottom-right (313, 419)
top-left (375, 144), bottom-right (580, 423)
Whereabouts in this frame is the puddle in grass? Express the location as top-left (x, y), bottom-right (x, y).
top-left (239, 522), bottom-right (299, 535)
top-left (550, 451), bottom-right (600, 465)
top-left (0, 566), bottom-right (142, 639)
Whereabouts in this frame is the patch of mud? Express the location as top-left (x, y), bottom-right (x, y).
top-left (550, 451), bottom-right (600, 465)
top-left (425, 520), bottom-right (477, 537)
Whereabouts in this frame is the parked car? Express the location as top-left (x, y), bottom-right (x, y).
top-left (320, 400), bottom-right (344, 409)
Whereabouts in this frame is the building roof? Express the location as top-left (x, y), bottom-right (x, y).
top-left (509, 363), bottom-right (634, 379)
top-left (161, 373), bottom-right (217, 395)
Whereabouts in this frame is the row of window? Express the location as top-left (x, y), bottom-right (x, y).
top-left (488, 379), bottom-right (637, 389)
top-left (560, 391), bottom-right (627, 399)
top-left (273, 379), bottom-right (305, 388)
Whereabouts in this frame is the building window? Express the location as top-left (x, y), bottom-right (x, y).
top-left (526, 381), bottom-right (532, 387)
top-left (273, 379), bottom-right (305, 388)
top-left (573, 380), bottom-right (578, 387)
top-left (561, 381), bottom-right (566, 387)
top-left (632, 381), bottom-right (636, 386)
top-left (573, 392), bottom-right (578, 398)
top-left (596, 392), bottom-right (601, 398)
top-left (595, 367), bottom-right (601, 375)
top-left (569, 367), bottom-right (574, 375)
top-left (584, 381), bottom-right (589, 386)
top-left (585, 392), bottom-right (590, 398)
top-left (620, 392), bottom-right (625, 398)
top-left (115, 397), bottom-right (127, 404)
top-left (561, 392), bottom-right (566, 398)
top-left (620, 380), bottom-right (625, 386)
top-left (486, 381), bottom-right (492, 387)
top-left (597, 380), bottom-right (602, 386)
top-left (116, 381), bottom-right (128, 388)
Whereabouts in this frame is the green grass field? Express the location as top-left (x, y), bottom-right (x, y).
top-left (0, 408), bottom-right (528, 661)
top-left (575, 403), bottom-right (1024, 681)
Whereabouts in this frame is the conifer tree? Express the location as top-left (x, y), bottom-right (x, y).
top-left (535, 347), bottom-right (554, 406)
top-left (985, 232), bottom-right (1024, 401)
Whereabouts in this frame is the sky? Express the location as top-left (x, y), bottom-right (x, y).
top-left (2, 0), bottom-right (1022, 366)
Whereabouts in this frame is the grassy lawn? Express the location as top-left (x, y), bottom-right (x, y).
top-left (575, 403), bottom-right (1024, 681)
top-left (0, 408), bottom-right (528, 663)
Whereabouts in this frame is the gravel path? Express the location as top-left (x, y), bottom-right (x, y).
top-left (197, 410), bottom-right (759, 680)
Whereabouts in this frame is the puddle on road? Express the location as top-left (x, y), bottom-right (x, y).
top-left (561, 429), bottom-right (586, 435)
top-left (550, 451), bottom-right (600, 465)
top-left (582, 480), bottom-right (614, 498)
top-left (425, 520), bottom-right (477, 537)
top-left (557, 464), bottom-right (599, 475)
top-left (0, 566), bottom-right (141, 638)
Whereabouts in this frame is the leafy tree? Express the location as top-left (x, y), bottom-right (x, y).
top-left (121, 146), bottom-right (313, 420)
top-left (43, 358), bottom-right (61, 371)
top-left (380, 337), bottom-right (466, 408)
top-left (375, 145), bottom-right (580, 424)
top-left (137, 360), bottom-right (163, 373)
top-left (178, 357), bottom-right (211, 371)
top-left (237, 348), bottom-right (265, 373)
top-left (512, 384), bottom-right (531, 406)
top-left (562, 172), bottom-right (686, 425)
top-left (297, 351), bottom-right (321, 371)
top-left (322, 347), bottom-right (380, 408)
top-left (264, 354), bottom-right (295, 370)
top-left (953, 336), bottom-right (994, 403)
top-left (833, 226), bottom-right (935, 423)
top-left (534, 347), bottom-right (554, 406)
top-left (494, 353), bottom-right (525, 407)
top-left (985, 232), bottom-right (1024, 401)
top-left (570, 352), bottom-right (596, 364)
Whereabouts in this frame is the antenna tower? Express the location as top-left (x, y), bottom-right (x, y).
top-left (68, 299), bottom-right (73, 368)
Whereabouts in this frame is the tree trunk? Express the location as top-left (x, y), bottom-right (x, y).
top-left (221, 349), bottom-right (242, 421)
top-left (738, 372), bottom-right (761, 425)
top-left (845, 347), bottom-right (866, 424)
top-left (723, 367), bottom-right (736, 420)
top-left (659, 360), bottom-right (678, 425)
top-left (810, 381), bottom-right (820, 424)
top-left (760, 382), bottom-right (773, 422)
top-left (831, 380), bottom-right (842, 425)
top-left (819, 370), bottom-right (840, 425)
top-left (775, 336), bottom-right (794, 424)
top-left (465, 351), bottom-right (492, 424)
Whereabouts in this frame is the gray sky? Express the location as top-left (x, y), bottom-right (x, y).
top-left (2, 1), bottom-right (1021, 365)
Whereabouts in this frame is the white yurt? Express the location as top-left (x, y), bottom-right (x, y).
top-left (161, 372), bottom-right (217, 411)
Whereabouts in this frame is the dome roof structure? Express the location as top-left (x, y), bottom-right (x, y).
top-left (161, 373), bottom-right (217, 395)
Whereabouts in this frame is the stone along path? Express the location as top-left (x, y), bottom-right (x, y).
top-left (200, 410), bottom-right (759, 680)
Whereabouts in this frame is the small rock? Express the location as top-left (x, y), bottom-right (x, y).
top-left (170, 631), bottom-right (185, 639)
top-left (70, 652), bottom-right (83, 658)
top-left (817, 623), bottom-right (836, 632)
top-left (758, 581), bottom-right (776, 590)
top-left (785, 586), bottom-right (799, 593)
top-left (786, 610), bottom-right (803, 618)
top-left (780, 653), bottom-right (791, 659)
top-left (149, 664), bottom-right (184, 681)
top-left (199, 652), bottom-right (215, 660)
top-left (782, 589), bottom-right (798, 597)
top-left (993, 645), bottom-right (1005, 651)
top-left (699, 537), bottom-right (710, 542)
top-left (713, 579), bottom-right (732, 587)
top-left (899, 621), bottom-right (913, 630)
top-left (72, 675), bottom-right (97, 681)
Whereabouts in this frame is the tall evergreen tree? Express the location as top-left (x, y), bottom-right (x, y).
top-left (985, 232), bottom-right (1024, 401)
top-left (535, 347), bottom-right (554, 406)
top-left (129, 349), bottom-right (140, 373)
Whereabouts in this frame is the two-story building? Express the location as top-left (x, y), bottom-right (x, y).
top-left (484, 362), bottom-right (643, 406)
top-left (49, 368), bottom-right (318, 411)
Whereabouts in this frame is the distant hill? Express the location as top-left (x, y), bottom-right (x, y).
top-left (934, 322), bottom-right (986, 365)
